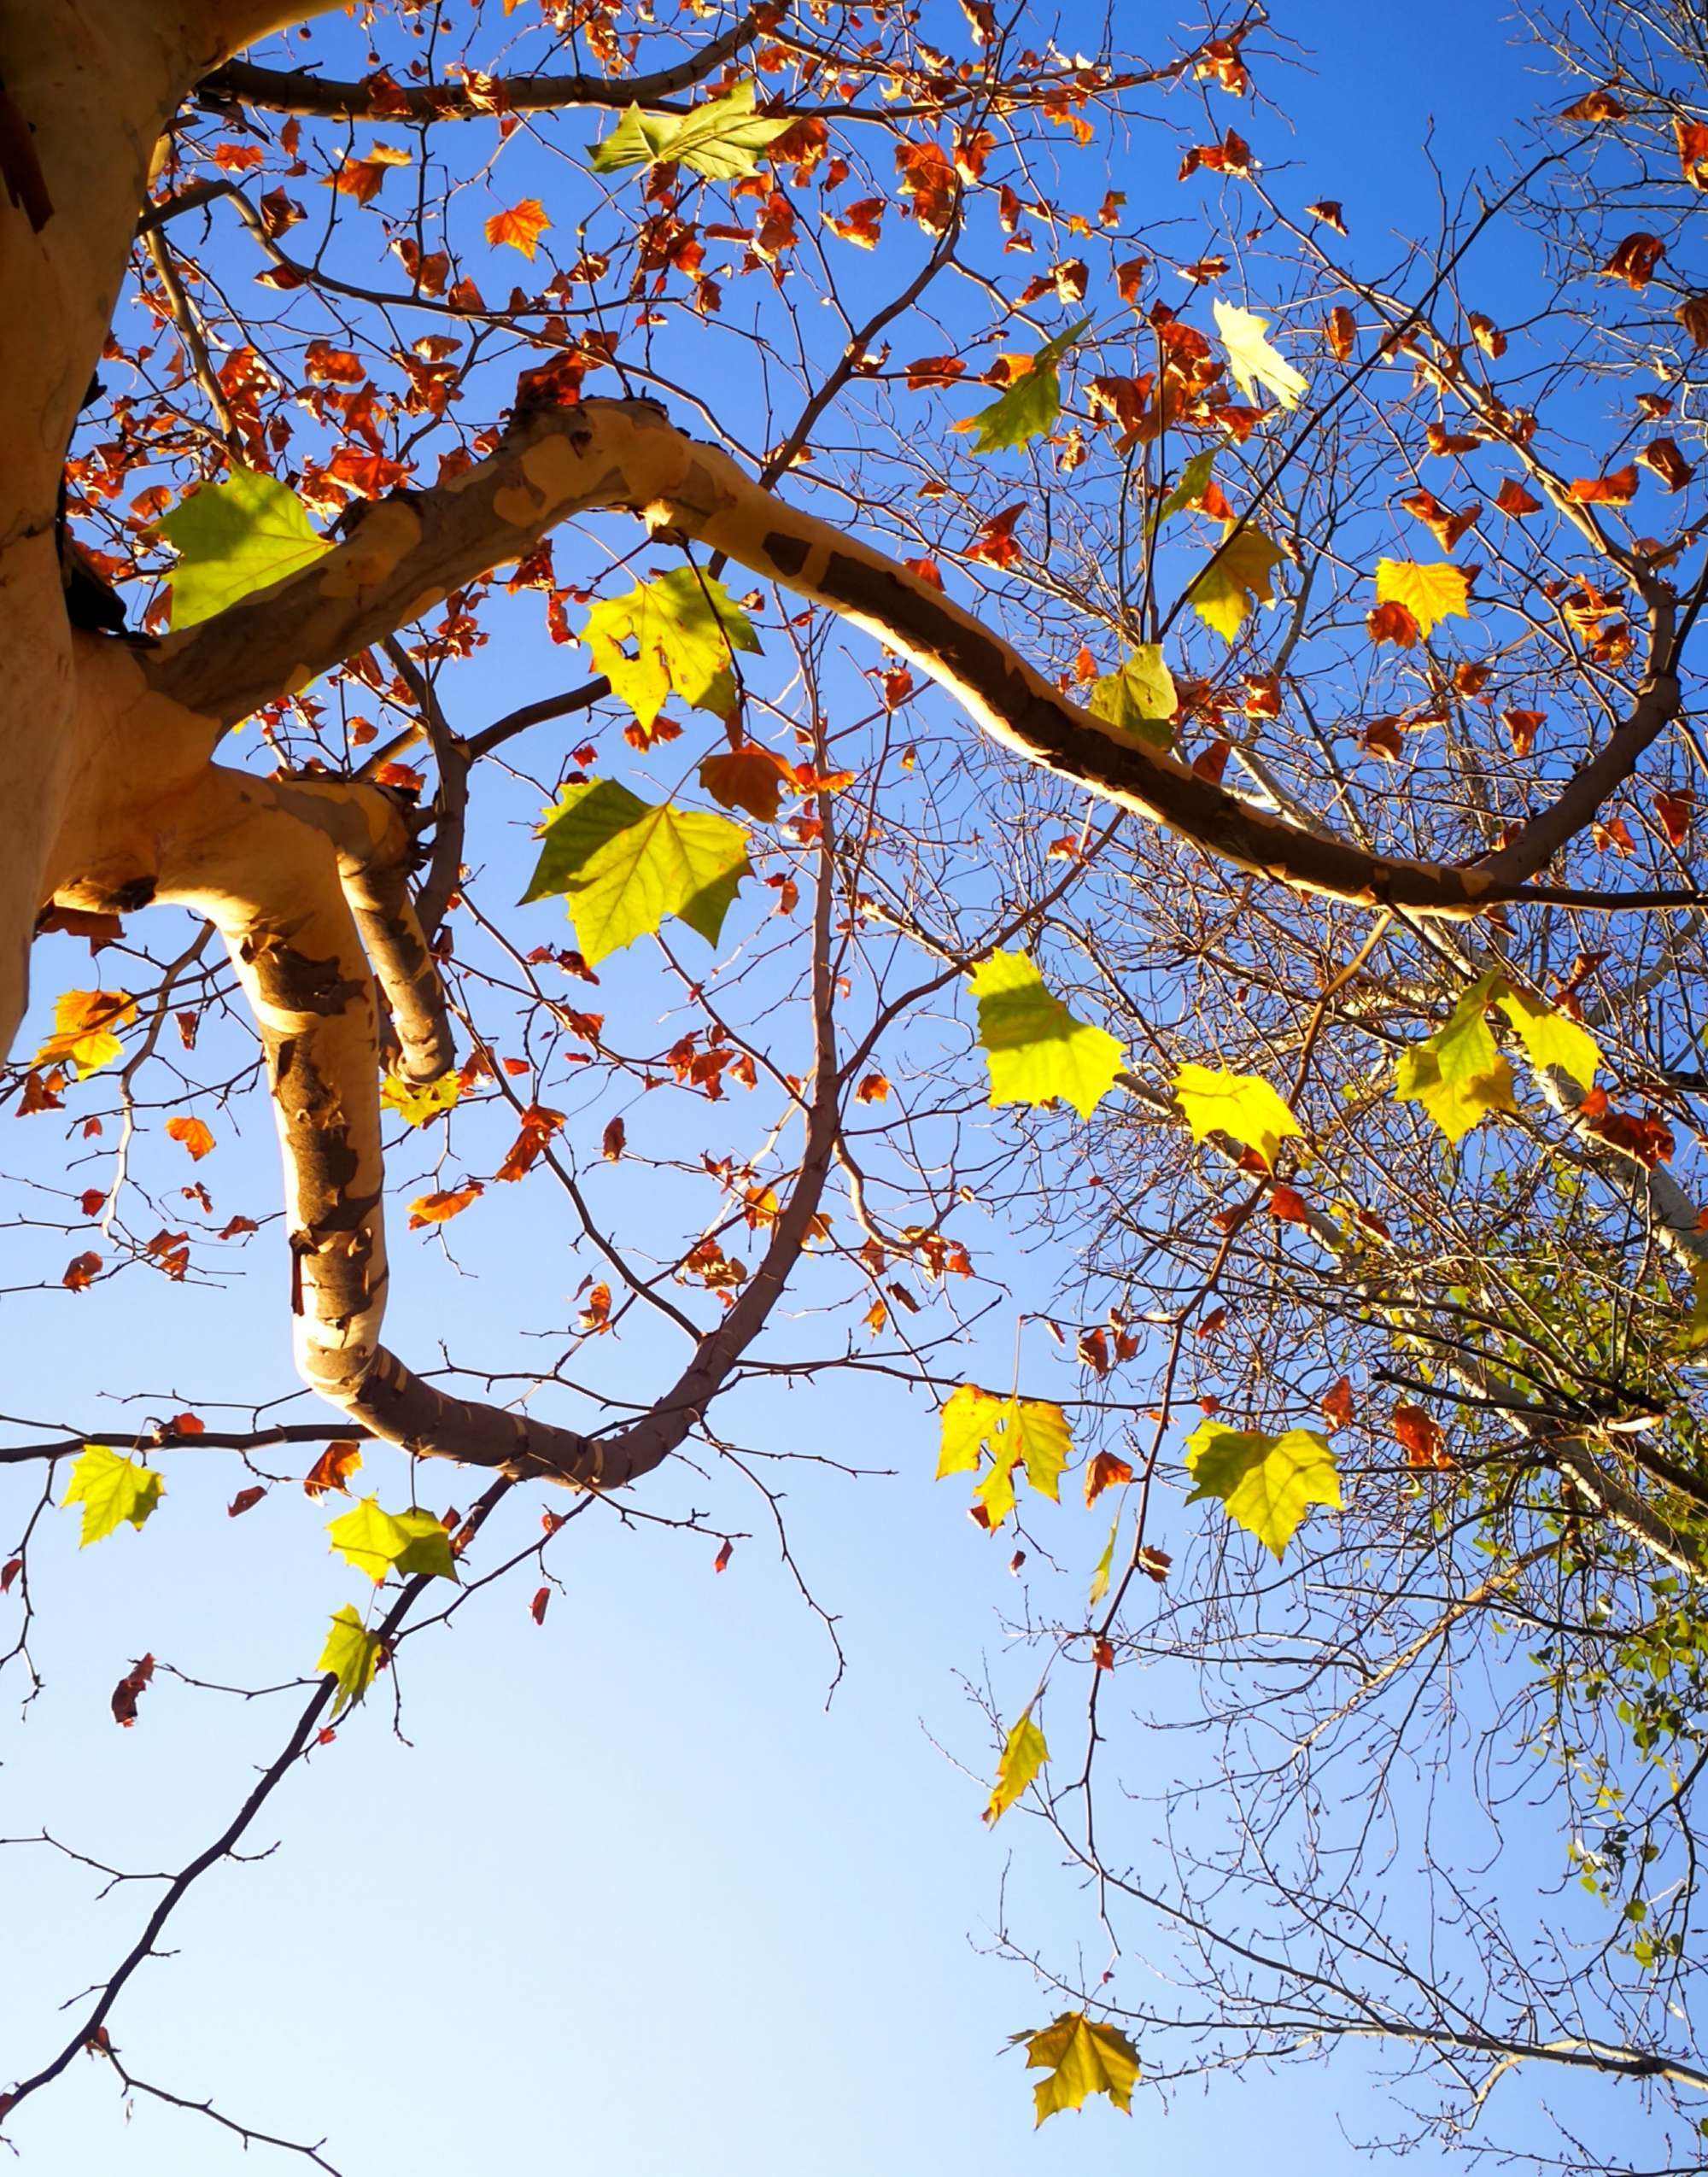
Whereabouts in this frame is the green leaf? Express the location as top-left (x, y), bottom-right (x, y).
top-left (159, 467), bottom-right (331, 630)
top-left (1213, 299), bottom-right (1309, 411)
top-left (1187, 525), bottom-right (1288, 642)
top-left (581, 568), bottom-right (761, 734)
top-left (1496, 986), bottom-right (1601, 1091)
top-left (1088, 1510), bottom-right (1120, 1606)
top-left (958, 319), bottom-right (1091, 456)
top-left (521, 777), bottom-right (752, 967)
top-left (1015, 2012), bottom-right (1140, 2124)
top-left (317, 1605), bottom-right (383, 1716)
top-left (589, 82), bottom-right (792, 180)
top-left (937, 1384), bottom-right (1072, 1530)
top-left (971, 951), bottom-right (1125, 1119)
top-left (986, 1707), bottom-right (1049, 1823)
top-left (1184, 1420), bottom-right (1341, 1558)
top-left (1395, 972), bottom-right (1516, 1144)
top-left (1174, 1062), bottom-right (1301, 1170)
top-left (327, 1496), bottom-right (458, 1585)
top-left (61, 1444), bottom-right (164, 1547)
top-left (1158, 447), bottom-right (1218, 521)
top-left (1086, 646), bottom-right (1176, 749)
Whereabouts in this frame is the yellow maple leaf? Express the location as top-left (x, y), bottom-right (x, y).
top-left (1016, 2012), bottom-right (1140, 2124)
top-left (1187, 527), bottom-right (1288, 642)
top-left (1374, 558), bottom-right (1471, 639)
top-left (1213, 299), bottom-right (1309, 409)
top-left (1174, 1062), bottom-right (1302, 1169)
top-left (35, 990), bottom-right (137, 1078)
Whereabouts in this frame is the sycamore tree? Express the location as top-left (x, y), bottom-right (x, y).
top-left (2, 0), bottom-right (1706, 2168)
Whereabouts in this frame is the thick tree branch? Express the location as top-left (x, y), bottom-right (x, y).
top-left (196, 11), bottom-right (763, 121)
top-left (149, 396), bottom-right (1688, 921)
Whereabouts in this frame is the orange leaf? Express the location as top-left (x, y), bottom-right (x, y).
top-left (1639, 438), bottom-right (1694, 493)
top-left (165, 1115), bottom-right (215, 1162)
top-left (1602, 233), bottom-right (1664, 290)
top-left (302, 1441), bottom-right (363, 1498)
top-left (408, 1180), bottom-right (483, 1227)
top-left (1366, 599), bottom-right (1420, 647)
top-left (1494, 477), bottom-right (1542, 518)
top-left (1392, 1402), bottom-right (1448, 1468)
top-left (484, 198), bottom-right (553, 260)
top-left (1084, 1449), bottom-right (1134, 1506)
top-left (1570, 465), bottom-right (1639, 506)
top-left (1321, 1376), bottom-right (1354, 1431)
top-left (699, 745), bottom-right (794, 822)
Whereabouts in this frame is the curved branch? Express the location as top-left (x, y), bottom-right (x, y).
top-left (150, 397), bottom-right (1684, 922)
top-left (196, 11), bottom-right (762, 121)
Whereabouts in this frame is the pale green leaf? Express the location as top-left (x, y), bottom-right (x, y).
top-left (61, 1444), bottom-right (164, 1547)
top-left (327, 1496), bottom-right (458, 1585)
top-left (580, 568), bottom-right (760, 733)
top-left (1184, 1420), bottom-right (1342, 1558)
top-left (1016, 2012), bottom-right (1140, 2124)
top-left (971, 951), bottom-right (1124, 1119)
top-left (317, 1604), bottom-right (383, 1716)
top-left (958, 319), bottom-right (1091, 456)
top-left (1213, 299), bottom-right (1309, 410)
top-left (986, 1707), bottom-right (1049, 1823)
top-left (521, 777), bottom-right (752, 967)
top-left (160, 467), bottom-right (331, 630)
top-left (1088, 1510), bottom-right (1120, 1607)
top-left (1174, 1062), bottom-right (1301, 1170)
top-left (1158, 447), bottom-right (1217, 521)
top-left (1086, 646), bottom-right (1176, 749)
top-left (590, 82), bottom-right (792, 180)
top-left (1395, 973), bottom-right (1516, 1144)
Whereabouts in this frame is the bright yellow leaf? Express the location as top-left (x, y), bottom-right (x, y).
top-left (381, 1070), bottom-right (463, 1127)
top-left (1188, 526), bottom-right (1288, 642)
top-left (35, 990), bottom-right (137, 1078)
top-left (1174, 1062), bottom-right (1302, 1169)
top-left (1374, 558), bottom-right (1471, 639)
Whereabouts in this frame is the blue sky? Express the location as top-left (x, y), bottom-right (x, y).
top-left (0, 3), bottom-right (1621, 2171)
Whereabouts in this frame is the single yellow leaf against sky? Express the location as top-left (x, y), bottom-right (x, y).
top-left (1213, 299), bottom-right (1309, 410)
top-left (1374, 558), bottom-right (1471, 639)
top-left (317, 1605), bottom-right (383, 1716)
top-left (62, 1444), bottom-right (164, 1547)
top-left (327, 1496), bottom-right (459, 1586)
top-left (1184, 1420), bottom-right (1342, 1558)
top-left (1175, 1062), bottom-right (1302, 1169)
top-left (986, 1707), bottom-right (1049, 1823)
top-left (939, 1384), bottom-right (1071, 1528)
top-left (1016, 2011), bottom-right (1140, 2124)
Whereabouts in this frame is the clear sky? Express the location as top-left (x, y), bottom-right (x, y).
top-left (1, 4), bottom-right (1593, 2172)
